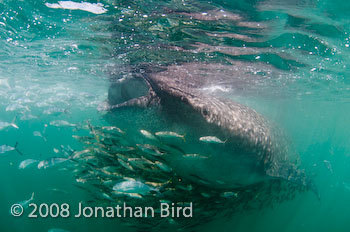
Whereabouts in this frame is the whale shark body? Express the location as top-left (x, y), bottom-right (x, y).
top-left (106, 63), bottom-right (311, 190)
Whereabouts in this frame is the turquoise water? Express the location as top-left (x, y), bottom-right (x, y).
top-left (1, 0), bottom-right (350, 231)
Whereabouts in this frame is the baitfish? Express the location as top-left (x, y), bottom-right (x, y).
top-left (183, 154), bottom-right (210, 159)
top-left (127, 158), bottom-right (153, 170)
top-left (11, 192), bottom-right (34, 215)
top-left (117, 158), bottom-right (134, 171)
top-left (112, 180), bottom-right (158, 195)
top-left (0, 145), bottom-right (15, 154)
top-left (0, 142), bottom-right (23, 155)
top-left (37, 157), bottom-right (69, 169)
top-left (155, 131), bottom-right (185, 141)
top-left (199, 136), bottom-right (226, 144)
top-left (220, 192), bottom-right (238, 198)
top-left (43, 107), bottom-right (68, 116)
top-left (6, 103), bottom-right (29, 112)
top-left (101, 126), bottom-right (124, 135)
top-left (33, 131), bottom-right (43, 137)
top-left (33, 131), bottom-right (47, 141)
top-left (137, 144), bottom-right (165, 156)
top-left (201, 192), bottom-right (211, 198)
top-left (72, 149), bottom-right (91, 159)
top-left (50, 120), bottom-right (76, 127)
top-left (154, 161), bottom-right (172, 172)
top-left (112, 191), bottom-right (143, 199)
top-left (18, 159), bottom-right (39, 169)
top-left (0, 121), bottom-right (18, 130)
top-left (60, 145), bottom-right (75, 156)
top-left (140, 129), bottom-right (158, 141)
top-left (109, 145), bottom-right (135, 152)
top-left (323, 160), bottom-right (333, 174)
top-left (101, 192), bottom-right (114, 201)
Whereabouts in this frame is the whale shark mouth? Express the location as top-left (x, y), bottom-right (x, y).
top-left (108, 75), bottom-right (150, 106)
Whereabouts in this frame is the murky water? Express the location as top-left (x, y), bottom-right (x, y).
top-left (1, 0), bottom-right (350, 231)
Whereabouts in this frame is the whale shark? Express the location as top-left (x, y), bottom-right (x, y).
top-left (105, 62), bottom-right (312, 190)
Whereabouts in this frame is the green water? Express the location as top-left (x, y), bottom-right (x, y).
top-left (1, 0), bottom-right (350, 231)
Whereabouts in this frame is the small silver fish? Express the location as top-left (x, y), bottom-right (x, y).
top-left (6, 104), bottom-right (29, 112)
top-left (155, 131), bottom-right (185, 141)
top-left (177, 184), bottom-right (193, 191)
top-left (72, 149), bottom-right (91, 159)
top-left (154, 161), bottom-right (172, 172)
top-left (137, 144), bottom-right (164, 156)
top-left (117, 158), bottom-right (134, 171)
top-left (60, 145), bottom-right (75, 156)
top-left (216, 180), bottom-right (226, 185)
top-left (0, 144), bottom-right (15, 154)
top-left (0, 121), bottom-right (18, 130)
top-left (101, 126), bottom-right (124, 135)
top-left (38, 157), bottom-right (69, 169)
top-left (201, 192), bottom-right (211, 198)
top-left (183, 154), bottom-right (210, 159)
top-left (220, 191), bottom-right (238, 198)
top-left (33, 131), bottom-right (47, 141)
top-left (18, 159), bottom-right (39, 169)
top-left (109, 145), bottom-right (135, 152)
top-left (33, 131), bottom-right (42, 137)
top-left (11, 192), bottom-right (34, 215)
top-left (112, 191), bottom-right (143, 199)
top-left (102, 179), bottom-right (114, 186)
top-left (323, 160), bottom-right (333, 174)
top-left (20, 114), bottom-right (38, 121)
top-left (101, 193), bottom-right (113, 201)
top-left (146, 180), bottom-right (170, 188)
top-left (50, 120), bottom-right (76, 127)
top-left (127, 158), bottom-right (151, 170)
top-left (140, 129), bottom-right (157, 140)
top-left (199, 136), bottom-right (226, 144)
top-left (0, 116), bottom-right (19, 130)
top-left (112, 180), bottom-right (157, 195)
top-left (43, 108), bottom-right (68, 116)
top-left (75, 178), bottom-right (88, 184)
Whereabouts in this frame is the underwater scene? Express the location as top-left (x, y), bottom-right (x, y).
top-left (1, 0), bottom-right (350, 231)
